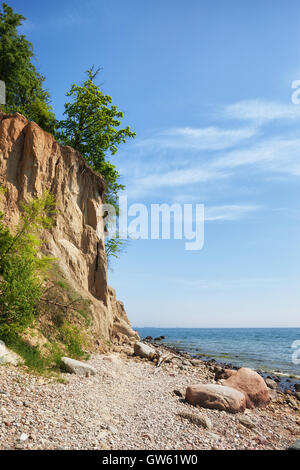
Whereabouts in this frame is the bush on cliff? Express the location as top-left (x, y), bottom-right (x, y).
top-left (0, 189), bottom-right (56, 340)
top-left (0, 190), bottom-right (92, 375)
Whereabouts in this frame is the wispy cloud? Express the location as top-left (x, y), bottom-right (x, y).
top-left (136, 125), bottom-right (258, 151)
top-left (126, 135), bottom-right (300, 198)
top-left (166, 204), bottom-right (260, 226)
top-left (222, 99), bottom-right (300, 123)
top-left (213, 137), bottom-right (300, 176)
top-left (121, 97), bottom-right (300, 208)
top-left (138, 167), bottom-right (226, 189)
top-left (205, 204), bottom-right (261, 221)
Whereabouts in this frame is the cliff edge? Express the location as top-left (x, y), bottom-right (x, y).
top-left (0, 112), bottom-right (138, 349)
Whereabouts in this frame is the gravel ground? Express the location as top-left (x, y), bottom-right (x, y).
top-left (0, 352), bottom-right (299, 450)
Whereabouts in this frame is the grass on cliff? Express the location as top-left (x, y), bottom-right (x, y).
top-left (7, 266), bottom-right (94, 376)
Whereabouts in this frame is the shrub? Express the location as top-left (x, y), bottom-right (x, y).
top-left (59, 322), bottom-right (87, 358)
top-left (0, 189), bottom-right (56, 340)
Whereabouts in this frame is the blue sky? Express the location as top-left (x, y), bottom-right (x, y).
top-left (8, 0), bottom-right (300, 327)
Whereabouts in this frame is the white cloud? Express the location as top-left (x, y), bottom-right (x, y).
top-left (213, 138), bottom-right (300, 176)
top-left (136, 125), bottom-right (257, 151)
top-left (139, 167), bottom-right (226, 189)
top-left (120, 98), bottom-right (300, 203)
top-left (222, 99), bottom-right (300, 123)
top-left (126, 135), bottom-right (300, 199)
top-left (177, 203), bottom-right (261, 224)
top-left (205, 204), bottom-right (261, 221)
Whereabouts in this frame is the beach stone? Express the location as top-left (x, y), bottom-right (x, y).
top-left (190, 359), bottom-right (203, 367)
top-left (60, 357), bottom-right (96, 376)
top-left (265, 378), bottom-right (277, 390)
top-left (134, 342), bottom-right (156, 360)
top-left (0, 341), bottom-right (24, 366)
top-left (269, 389), bottom-right (278, 401)
top-left (223, 367), bottom-right (270, 408)
top-left (287, 396), bottom-right (298, 408)
top-left (295, 392), bottom-right (300, 401)
top-left (185, 384), bottom-right (246, 413)
top-left (173, 389), bottom-right (183, 398)
top-left (237, 415), bottom-right (255, 429)
top-left (102, 355), bottom-right (120, 365)
top-left (178, 411), bottom-right (212, 429)
top-left (295, 384), bottom-right (300, 392)
top-left (182, 360), bottom-right (192, 366)
top-left (287, 439), bottom-right (300, 450)
top-left (107, 425), bottom-right (117, 434)
top-left (215, 368), bottom-right (236, 381)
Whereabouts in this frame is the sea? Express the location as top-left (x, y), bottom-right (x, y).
top-left (135, 327), bottom-right (300, 380)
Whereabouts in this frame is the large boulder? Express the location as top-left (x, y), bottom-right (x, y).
top-left (134, 342), bottom-right (157, 360)
top-left (0, 341), bottom-right (23, 366)
top-left (61, 357), bottom-right (96, 376)
top-left (185, 384), bottom-right (246, 413)
top-left (223, 367), bottom-right (270, 408)
top-left (215, 367), bottom-right (237, 381)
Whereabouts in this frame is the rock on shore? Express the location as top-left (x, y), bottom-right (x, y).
top-left (60, 357), bottom-right (96, 376)
top-left (223, 368), bottom-right (270, 408)
top-left (0, 349), bottom-right (299, 450)
top-left (185, 384), bottom-right (247, 413)
top-left (0, 341), bottom-right (23, 366)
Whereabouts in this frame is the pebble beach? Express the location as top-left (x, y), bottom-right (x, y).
top-left (0, 344), bottom-right (299, 451)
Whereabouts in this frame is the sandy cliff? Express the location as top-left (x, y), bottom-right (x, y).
top-left (0, 111), bottom-right (138, 346)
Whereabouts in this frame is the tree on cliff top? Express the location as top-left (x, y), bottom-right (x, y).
top-left (0, 3), bottom-right (56, 133)
top-left (57, 67), bottom-right (136, 261)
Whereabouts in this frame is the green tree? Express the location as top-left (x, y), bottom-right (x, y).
top-left (0, 3), bottom-right (56, 133)
top-left (57, 67), bottom-right (135, 260)
top-left (0, 189), bottom-right (56, 339)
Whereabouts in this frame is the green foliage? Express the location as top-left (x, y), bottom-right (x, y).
top-left (59, 322), bottom-right (87, 358)
top-left (105, 236), bottom-right (127, 266)
top-left (6, 334), bottom-right (49, 373)
top-left (56, 67), bottom-right (136, 260)
top-left (0, 3), bottom-right (56, 133)
top-left (0, 190), bottom-right (56, 339)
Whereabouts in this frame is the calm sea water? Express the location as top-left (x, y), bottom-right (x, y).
top-left (135, 328), bottom-right (300, 378)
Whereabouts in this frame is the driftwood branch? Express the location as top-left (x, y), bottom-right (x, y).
top-left (153, 353), bottom-right (183, 374)
top-left (40, 298), bottom-right (80, 311)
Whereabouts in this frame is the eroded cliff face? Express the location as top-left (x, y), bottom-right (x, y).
top-left (0, 112), bottom-right (138, 346)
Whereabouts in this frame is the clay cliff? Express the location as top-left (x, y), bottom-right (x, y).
top-left (0, 112), bottom-right (138, 348)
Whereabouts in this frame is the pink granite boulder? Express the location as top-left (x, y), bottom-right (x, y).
top-left (185, 383), bottom-right (246, 413)
top-left (223, 367), bottom-right (270, 408)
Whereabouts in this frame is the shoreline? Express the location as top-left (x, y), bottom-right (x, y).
top-left (144, 337), bottom-right (300, 394)
top-left (0, 342), bottom-right (299, 450)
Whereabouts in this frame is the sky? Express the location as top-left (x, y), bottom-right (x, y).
top-left (7, 0), bottom-right (300, 327)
